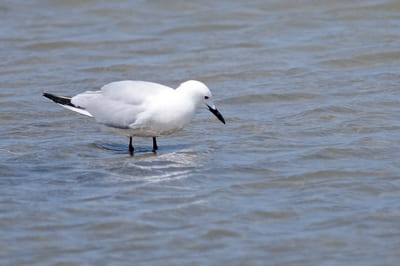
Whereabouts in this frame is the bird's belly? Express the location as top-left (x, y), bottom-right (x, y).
top-left (106, 121), bottom-right (185, 137)
top-left (104, 106), bottom-right (195, 137)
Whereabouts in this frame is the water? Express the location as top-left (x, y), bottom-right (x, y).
top-left (1, 0), bottom-right (400, 264)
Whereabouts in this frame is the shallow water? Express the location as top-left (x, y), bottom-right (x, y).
top-left (1, 0), bottom-right (400, 264)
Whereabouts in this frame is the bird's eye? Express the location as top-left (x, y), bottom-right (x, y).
top-left (204, 96), bottom-right (209, 99)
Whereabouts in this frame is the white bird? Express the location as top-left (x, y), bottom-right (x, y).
top-left (43, 80), bottom-right (225, 154)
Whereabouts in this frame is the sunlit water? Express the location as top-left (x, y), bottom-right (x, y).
top-left (1, 0), bottom-right (400, 264)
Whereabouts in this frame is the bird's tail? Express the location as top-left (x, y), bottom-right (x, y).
top-left (43, 93), bottom-right (93, 117)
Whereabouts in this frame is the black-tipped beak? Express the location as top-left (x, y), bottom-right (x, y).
top-left (207, 105), bottom-right (226, 124)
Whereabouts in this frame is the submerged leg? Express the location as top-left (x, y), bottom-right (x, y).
top-left (129, 136), bottom-right (134, 154)
top-left (152, 137), bottom-right (158, 152)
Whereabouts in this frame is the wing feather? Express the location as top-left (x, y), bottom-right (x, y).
top-left (70, 80), bottom-right (172, 129)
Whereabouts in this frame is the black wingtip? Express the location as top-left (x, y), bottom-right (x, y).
top-left (43, 92), bottom-right (74, 107)
top-left (43, 92), bottom-right (54, 101)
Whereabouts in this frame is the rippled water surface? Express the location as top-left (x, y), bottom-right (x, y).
top-left (1, 0), bottom-right (400, 264)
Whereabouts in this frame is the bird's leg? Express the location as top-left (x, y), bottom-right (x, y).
top-left (129, 136), bottom-right (134, 155)
top-left (152, 137), bottom-right (158, 152)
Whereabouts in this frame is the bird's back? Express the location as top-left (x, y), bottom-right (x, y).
top-left (101, 81), bottom-right (173, 105)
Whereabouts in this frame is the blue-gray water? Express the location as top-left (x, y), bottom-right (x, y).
top-left (1, 0), bottom-right (400, 265)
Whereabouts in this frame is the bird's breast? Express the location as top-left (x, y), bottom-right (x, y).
top-left (147, 102), bottom-right (196, 134)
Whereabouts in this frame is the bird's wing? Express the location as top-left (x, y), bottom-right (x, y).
top-left (100, 80), bottom-right (174, 105)
top-left (70, 81), bottom-right (173, 128)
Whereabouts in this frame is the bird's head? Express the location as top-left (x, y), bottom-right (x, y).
top-left (177, 80), bottom-right (225, 124)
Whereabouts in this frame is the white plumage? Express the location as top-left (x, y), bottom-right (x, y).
top-left (43, 80), bottom-right (225, 153)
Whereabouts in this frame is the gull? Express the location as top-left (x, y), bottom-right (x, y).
top-left (43, 80), bottom-right (225, 154)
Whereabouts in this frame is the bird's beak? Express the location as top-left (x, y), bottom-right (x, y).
top-left (207, 105), bottom-right (226, 124)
